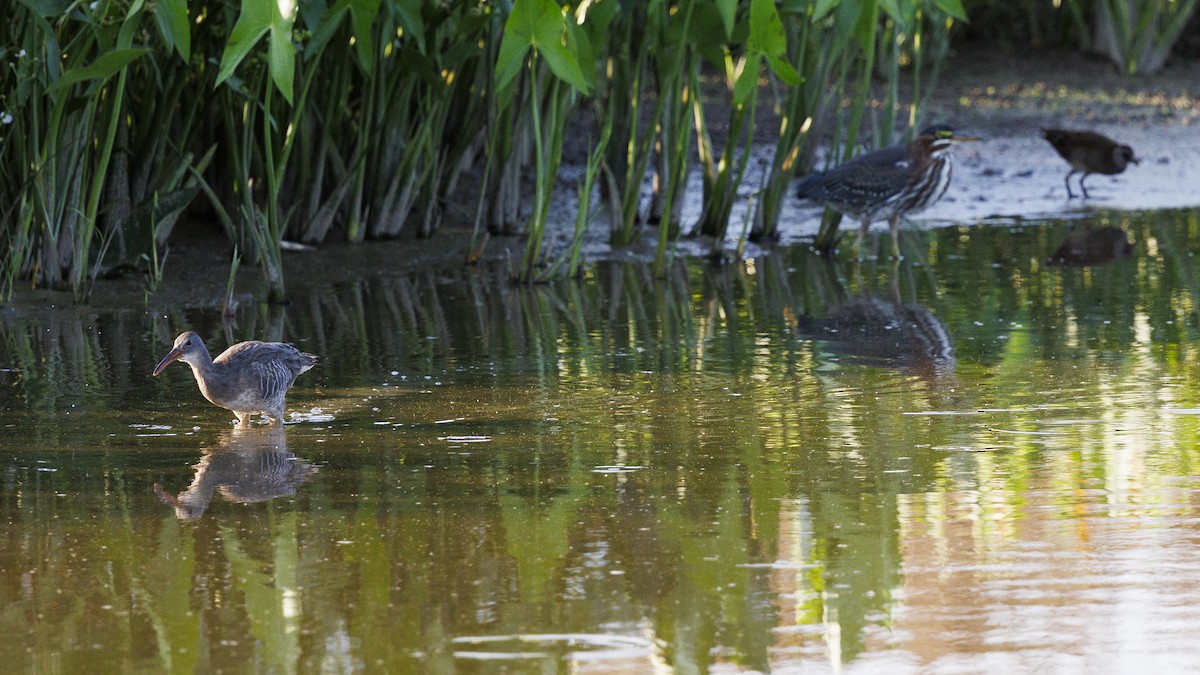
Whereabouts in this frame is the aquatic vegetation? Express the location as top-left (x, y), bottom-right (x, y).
top-left (7, 0), bottom-right (1191, 301)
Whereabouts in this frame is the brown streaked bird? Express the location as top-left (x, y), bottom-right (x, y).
top-left (152, 331), bottom-right (318, 426)
top-left (1041, 128), bottom-right (1138, 199)
top-left (796, 124), bottom-right (980, 257)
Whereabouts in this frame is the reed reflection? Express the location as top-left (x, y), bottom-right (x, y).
top-left (154, 426), bottom-right (317, 521)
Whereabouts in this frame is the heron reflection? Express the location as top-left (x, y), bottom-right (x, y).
top-left (154, 425), bottom-right (317, 521)
top-left (1046, 224), bottom-right (1132, 267)
top-left (796, 264), bottom-right (955, 379)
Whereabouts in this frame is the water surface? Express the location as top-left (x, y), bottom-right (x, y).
top-left (4, 211), bottom-right (1200, 673)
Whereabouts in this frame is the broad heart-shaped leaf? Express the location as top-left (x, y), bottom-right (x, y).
top-left (934, 0), bottom-right (968, 22)
top-left (152, 0), bottom-right (190, 61)
top-left (743, 0), bottom-right (799, 88)
top-left (715, 0), bottom-right (736, 38)
top-left (493, 0), bottom-right (552, 93)
top-left (52, 48), bottom-right (149, 90)
top-left (216, 0), bottom-right (272, 89)
top-left (747, 0), bottom-right (787, 60)
top-left (495, 0), bottom-right (588, 94)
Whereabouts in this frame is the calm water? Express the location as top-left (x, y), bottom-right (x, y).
top-left (4, 212), bottom-right (1200, 673)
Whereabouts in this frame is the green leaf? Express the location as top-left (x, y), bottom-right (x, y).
top-left (766, 52), bottom-right (801, 86)
top-left (733, 55), bottom-right (760, 105)
top-left (153, 0), bottom-right (190, 60)
top-left (306, 3), bottom-right (349, 57)
top-left (494, 29), bottom-right (531, 95)
top-left (495, 0), bottom-right (589, 94)
top-left (394, 0), bottom-right (425, 52)
top-left (268, 25), bottom-right (294, 105)
top-left (119, 0), bottom-right (147, 48)
top-left (52, 48), bottom-right (149, 90)
top-left (812, 0), bottom-right (842, 22)
top-left (878, 0), bottom-right (903, 24)
top-left (850, 0), bottom-right (877, 50)
top-left (687, 3), bottom-right (731, 66)
top-left (269, 0), bottom-right (297, 105)
top-left (538, 39), bottom-right (589, 94)
top-left (215, 0), bottom-right (272, 88)
top-left (349, 0), bottom-right (381, 71)
top-left (833, 0), bottom-right (862, 40)
top-left (15, 0), bottom-right (70, 18)
top-left (933, 0), bottom-right (968, 22)
top-left (714, 0), bottom-right (736, 37)
top-left (747, 0), bottom-right (787, 59)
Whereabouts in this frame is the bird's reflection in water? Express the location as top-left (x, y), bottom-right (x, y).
top-left (1046, 224), bottom-right (1133, 267)
top-left (796, 263), bottom-right (955, 380)
top-left (154, 426), bottom-right (317, 521)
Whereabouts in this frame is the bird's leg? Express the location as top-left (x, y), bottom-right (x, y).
top-left (889, 215), bottom-right (902, 260)
top-left (234, 412), bottom-right (251, 427)
top-left (1064, 170), bottom-right (1077, 199)
top-left (857, 218), bottom-right (870, 260)
top-left (1079, 173), bottom-right (1091, 199)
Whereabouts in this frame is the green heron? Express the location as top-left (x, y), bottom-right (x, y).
top-left (796, 125), bottom-right (980, 256)
top-left (1041, 128), bottom-right (1138, 199)
top-left (153, 331), bottom-right (318, 426)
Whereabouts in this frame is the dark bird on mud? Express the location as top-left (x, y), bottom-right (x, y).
top-left (1041, 128), bottom-right (1138, 199)
top-left (152, 331), bottom-right (318, 426)
top-left (796, 124), bottom-right (980, 257)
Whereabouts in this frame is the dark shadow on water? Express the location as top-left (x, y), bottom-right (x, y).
top-left (153, 425), bottom-right (317, 521)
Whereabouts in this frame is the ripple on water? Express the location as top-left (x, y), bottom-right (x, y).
top-left (449, 633), bottom-right (656, 665)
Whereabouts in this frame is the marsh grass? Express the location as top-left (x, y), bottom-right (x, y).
top-left (23, 0), bottom-right (1183, 301)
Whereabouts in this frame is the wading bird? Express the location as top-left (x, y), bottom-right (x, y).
top-left (796, 125), bottom-right (980, 257)
top-left (1041, 128), bottom-right (1138, 199)
top-left (152, 331), bottom-right (317, 426)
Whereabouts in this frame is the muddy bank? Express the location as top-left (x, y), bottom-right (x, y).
top-left (914, 47), bottom-right (1200, 225)
top-left (565, 48), bottom-right (1200, 256)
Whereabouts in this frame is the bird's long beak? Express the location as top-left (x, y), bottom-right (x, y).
top-left (953, 135), bottom-right (982, 143)
top-left (152, 347), bottom-right (184, 377)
